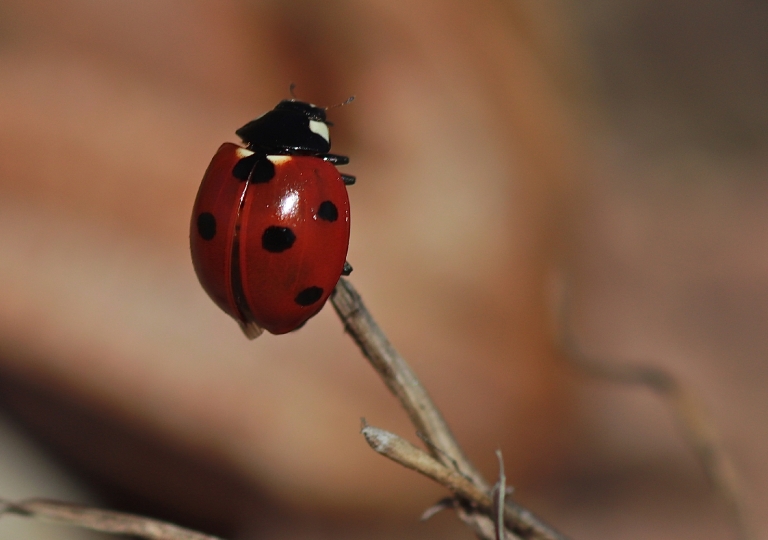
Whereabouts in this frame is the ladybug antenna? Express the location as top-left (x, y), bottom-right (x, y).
top-left (325, 95), bottom-right (355, 110)
top-left (288, 83), bottom-right (298, 100)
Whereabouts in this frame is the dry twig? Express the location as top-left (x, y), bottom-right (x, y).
top-left (559, 280), bottom-right (754, 540)
top-left (332, 278), bottom-right (570, 540)
top-left (567, 350), bottom-right (754, 540)
top-left (0, 498), bottom-right (223, 540)
top-left (493, 450), bottom-right (508, 540)
top-left (1, 277), bottom-right (572, 540)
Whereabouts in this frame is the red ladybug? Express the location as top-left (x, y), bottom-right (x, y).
top-left (190, 99), bottom-right (355, 338)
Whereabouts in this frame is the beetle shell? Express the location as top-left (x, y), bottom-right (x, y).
top-left (190, 143), bottom-right (350, 337)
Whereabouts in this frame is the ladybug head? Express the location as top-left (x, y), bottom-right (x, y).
top-left (236, 99), bottom-right (331, 155)
top-left (274, 99), bottom-right (327, 123)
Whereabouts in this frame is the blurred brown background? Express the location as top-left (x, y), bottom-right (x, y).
top-left (0, 1), bottom-right (766, 539)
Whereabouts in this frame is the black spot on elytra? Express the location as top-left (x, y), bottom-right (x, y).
top-left (232, 154), bottom-right (275, 183)
top-left (232, 154), bottom-right (258, 180)
top-left (262, 226), bottom-right (296, 252)
top-left (197, 212), bottom-right (216, 240)
top-left (251, 157), bottom-right (276, 182)
top-left (295, 286), bottom-right (323, 306)
top-left (317, 201), bottom-right (338, 222)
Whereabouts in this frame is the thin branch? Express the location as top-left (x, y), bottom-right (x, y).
top-left (0, 498), bottom-right (224, 540)
top-left (559, 280), bottom-right (754, 540)
top-left (493, 450), bottom-right (507, 540)
top-left (3, 277), bottom-right (573, 540)
top-left (567, 350), bottom-right (755, 540)
top-left (361, 424), bottom-right (558, 540)
top-left (361, 424), bottom-right (490, 505)
top-left (332, 278), bottom-right (571, 540)
top-left (331, 278), bottom-right (486, 488)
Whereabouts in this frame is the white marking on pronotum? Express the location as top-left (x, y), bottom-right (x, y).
top-left (267, 155), bottom-right (291, 165)
top-left (309, 120), bottom-right (330, 142)
top-left (235, 147), bottom-right (254, 158)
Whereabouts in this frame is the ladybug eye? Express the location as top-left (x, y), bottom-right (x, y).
top-left (308, 120), bottom-right (330, 142)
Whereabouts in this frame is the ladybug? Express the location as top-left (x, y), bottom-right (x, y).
top-left (190, 99), bottom-right (355, 338)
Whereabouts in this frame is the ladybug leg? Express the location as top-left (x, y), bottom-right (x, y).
top-left (320, 153), bottom-right (350, 166)
top-left (238, 320), bottom-right (265, 340)
top-left (341, 174), bottom-right (356, 185)
top-left (342, 261), bottom-right (353, 276)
